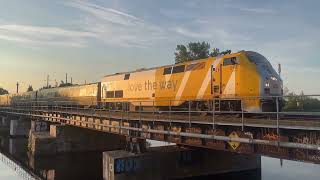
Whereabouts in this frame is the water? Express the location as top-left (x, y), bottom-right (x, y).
top-left (262, 157), bottom-right (320, 180)
top-left (2, 155), bottom-right (320, 180)
top-left (0, 134), bottom-right (102, 179)
top-left (0, 162), bottom-right (21, 180)
top-left (0, 133), bottom-right (320, 180)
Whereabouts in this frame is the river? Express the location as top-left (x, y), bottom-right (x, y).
top-left (0, 135), bottom-right (319, 180)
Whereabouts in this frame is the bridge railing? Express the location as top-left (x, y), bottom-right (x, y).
top-left (3, 95), bottom-right (320, 112)
top-left (1, 95), bottom-right (320, 154)
top-left (2, 94), bottom-right (320, 133)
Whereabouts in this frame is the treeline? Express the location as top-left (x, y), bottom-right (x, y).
top-left (283, 92), bottom-right (320, 111)
top-left (0, 87), bottom-right (8, 95)
top-left (174, 41), bottom-right (231, 64)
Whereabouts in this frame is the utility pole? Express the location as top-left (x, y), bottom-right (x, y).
top-left (16, 82), bottom-right (19, 94)
top-left (278, 63), bottom-right (281, 78)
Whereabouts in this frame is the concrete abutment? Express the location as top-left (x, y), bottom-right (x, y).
top-left (103, 146), bottom-right (261, 180)
top-left (29, 124), bottom-right (126, 156)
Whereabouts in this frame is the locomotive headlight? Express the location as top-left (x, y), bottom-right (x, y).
top-left (271, 76), bottom-right (277, 81)
top-left (265, 82), bottom-right (270, 87)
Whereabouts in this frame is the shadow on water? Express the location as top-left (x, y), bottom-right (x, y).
top-left (1, 121), bottom-right (320, 180)
top-left (0, 129), bottom-right (103, 180)
top-left (29, 152), bottom-right (102, 180)
top-left (176, 169), bottom-right (261, 180)
top-left (0, 128), bottom-right (262, 180)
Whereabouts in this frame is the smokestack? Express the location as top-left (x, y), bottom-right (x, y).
top-left (65, 73), bottom-right (68, 84)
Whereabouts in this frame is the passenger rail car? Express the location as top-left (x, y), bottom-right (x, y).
top-left (0, 94), bottom-right (11, 106)
top-left (3, 83), bottom-right (101, 107)
top-left (101, 51), bottom-right (283, 112)
top-left (36, 83), bottom-right (101, 106)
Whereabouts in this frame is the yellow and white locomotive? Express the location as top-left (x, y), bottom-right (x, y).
top-left (101, 51), bottom-right (282, 112)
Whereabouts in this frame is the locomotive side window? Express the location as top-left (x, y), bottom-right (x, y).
top-left (106, 91), bottom-right (115, 98)
top-left (163, 67), bottom-right (173, 75)
top-left (124, 74), bottom-right (130, 80)
top-left (172, 65), bottom-right (185, 74)
top-left (115, 90), bottom-right (123, 98)
top-left (223, 57), bottom-right (237, 66)
top-left (186, 62), bottom-right (205, 71)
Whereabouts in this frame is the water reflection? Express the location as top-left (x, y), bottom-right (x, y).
top-left (262, 156), bottom-right (320, 180)
top-left (0, 130), bottom-right (319, 179)
top-left (181, 157), bottom-right (320, 180)
top-left (179, 169), bottom-right (261, 180)
top-left (28, 152), bottom-right (102, 180)
top-left (0, 130), bottom-right (103, 180)
top-left (0, 162), bottom-right (22, 180)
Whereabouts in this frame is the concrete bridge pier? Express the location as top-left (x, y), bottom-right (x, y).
top-left (29, 124), bottom-right (127, 156)
top-left (0, 116), bottom-right (10, 127)
top-left (103, 146), bottom-right (261, 180)
top-left (10, 117), bottom-right (31, 137)
top-left (9, 137), bottom-right (28, 157)
top-left (0, 116), bottom-right (11, 133)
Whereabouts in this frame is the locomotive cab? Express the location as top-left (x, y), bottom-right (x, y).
top-left (245, 51), bottom-right (283, 112)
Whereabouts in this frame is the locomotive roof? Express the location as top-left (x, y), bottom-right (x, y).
top-left (103, 51), bottom-right (244, 78)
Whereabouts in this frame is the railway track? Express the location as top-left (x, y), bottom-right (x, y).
top-left (1, 106), bottom-right (320, 129)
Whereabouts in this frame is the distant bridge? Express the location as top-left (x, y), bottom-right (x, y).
top-left (0, 97), bottom-right (320, 164)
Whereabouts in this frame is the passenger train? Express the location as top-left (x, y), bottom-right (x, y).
top-left (0, 51), bottom-right (283, 112)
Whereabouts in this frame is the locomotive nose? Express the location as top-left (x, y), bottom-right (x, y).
top-left (264, 76), bottom-right (282, 96)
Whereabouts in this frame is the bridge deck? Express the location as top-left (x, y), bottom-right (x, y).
top-left (1, 105), bottom-right (320, 164)
top-left (4, 106), bottom-right (320, 130)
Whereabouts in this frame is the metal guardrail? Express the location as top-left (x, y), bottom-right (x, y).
top-left (5, 94), bottom-right (320, 120)
top-left (0, 97), bottom-right (320, 152)
top-left (1, 95), bottom-right (320, 120)
top-left (1, 95), bottom-right (320, 145)
top-left (3, 110), bottom-right (319, 151)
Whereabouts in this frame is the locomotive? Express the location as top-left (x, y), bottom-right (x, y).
top-left (101, 51), bottom-right (282, 112)
top-left (0, 51), bottom-right (282, 112)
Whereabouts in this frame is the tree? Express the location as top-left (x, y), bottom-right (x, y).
top-left (174, 41), bottom-right (231, 63)
top-left (0, 87), bottom-right (9, 95)
top-left (283, 87), bottom-right (290, 96)
top-left (59, 80), bottom-right (73, 87)
top-left (27, 85), bottom-right (33, 92)
top-left (210, 48), bottom-right (232, 57)
top-left (174, 45), bottom-right (191, 63)
top-left (283, 90), bottom-right (320, 111)
top-left (187, 42), bottom-right (210, 60)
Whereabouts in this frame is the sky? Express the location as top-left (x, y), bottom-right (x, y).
top-left (0, 0), bottom-right (319, 94)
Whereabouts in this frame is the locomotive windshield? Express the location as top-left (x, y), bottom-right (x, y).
top-left (245, 51), bottom-right (281, 81)
top-left (245, 51), bottom-right (283, 97)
